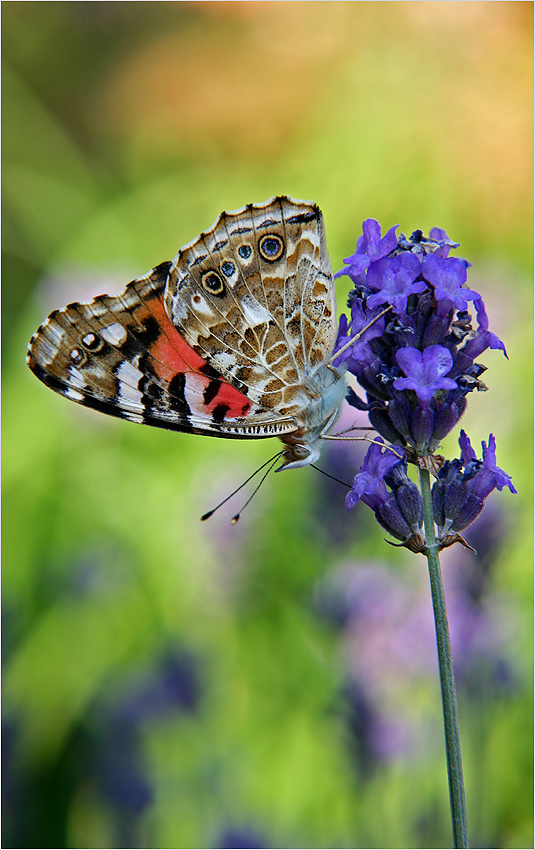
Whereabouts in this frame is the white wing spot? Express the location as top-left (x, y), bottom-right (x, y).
top-left (67, 366), bottom-right (86, 389)
top-left (64, 387), bottom-right (85, 402)
top-left (123, 411), bottom-right (144, 424)
top-left (241, 294), bottom-right (272, 326)
top-left (189, 293), bottom-right (215, 319)
top-left (101, 323), bottom-right (128, 346)
top-left (116, 359), bottom-right (143, 404)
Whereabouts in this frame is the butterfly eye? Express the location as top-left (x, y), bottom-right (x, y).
top-left (201, 270), bottom-right (225, 296)
top-left (259, 234), bottom-right (284, 262)
top-left (221, 260), bottom-right (235, 277)
top-left (291, 444), bottom-right (310, 461)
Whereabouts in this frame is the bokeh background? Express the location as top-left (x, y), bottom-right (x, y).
top-left (3, 3), bottom-right (533, 848)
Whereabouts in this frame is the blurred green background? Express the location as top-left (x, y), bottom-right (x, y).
top-left (3, 3), bottom-right (533, 848)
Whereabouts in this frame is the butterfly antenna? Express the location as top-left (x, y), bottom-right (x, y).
top-left (200, 451), bottom-right (285, 522)
top-left (310, 464), bottom-right (351, 488)
top-left (230, 452), bottom-right (285, 525)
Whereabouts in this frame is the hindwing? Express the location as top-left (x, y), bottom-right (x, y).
top-left (164, 196), bottom-right (337, 418)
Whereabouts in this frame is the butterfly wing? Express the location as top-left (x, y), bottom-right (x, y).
top-left (164, 196), bottom-right (338, 420)
top-left (27, 261), bottom-right (299, 439)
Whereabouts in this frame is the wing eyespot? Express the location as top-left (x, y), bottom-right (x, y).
top-left (221, 260), bottom-right (235, 277)
top-left (80, 331), bottom-right (104, 352)
top-left (201, 270), bottom-right (225, 296)
top-left (69, 347), bottom-right (87, 366)
top-left (237, 244), bottom-right (252, 260)
top-left (258, 234), bottom-right (284, 263)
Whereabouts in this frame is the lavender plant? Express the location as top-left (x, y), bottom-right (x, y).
top-left (332, 219), bottom-right (517, 848)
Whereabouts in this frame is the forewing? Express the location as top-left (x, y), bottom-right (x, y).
top-left (27, 262), bottom-right (298, 439)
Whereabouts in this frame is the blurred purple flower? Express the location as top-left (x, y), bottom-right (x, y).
top-left (90, 645), bottom-right (203, 845)
top-left (314, 558), bottom-right (519, 777)
top-left (95, 720), bottom-right (153, 815)
top-left (114, 649), bottom-right (202, 725)
top-left (217, 826), bottom-right (268, 849)
top-left (343, 679), bottom-right (410, 779)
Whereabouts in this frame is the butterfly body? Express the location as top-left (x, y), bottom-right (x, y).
top-left (27, 197), bottom-right (346, 469)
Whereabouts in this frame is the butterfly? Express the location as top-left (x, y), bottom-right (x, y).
top-left (27, 196), bottom-right (348, 470)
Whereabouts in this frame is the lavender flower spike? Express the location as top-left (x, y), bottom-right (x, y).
top-left (332, 212), bottom-right (516, 848)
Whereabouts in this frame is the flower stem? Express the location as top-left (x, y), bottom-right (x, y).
top-left (418, 466), bottom-right (469, 849)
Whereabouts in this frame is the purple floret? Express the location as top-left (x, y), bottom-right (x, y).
top-left (394, 345), bottom-right (458, 405)
top-left (422, 254), bottom-right (480, 312)
top-left (335, 218), bottom-right (399, 282)
top-left (366, 254), bottom-right (427, 314)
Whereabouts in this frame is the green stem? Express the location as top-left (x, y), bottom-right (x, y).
top-left (419, 466), bottom-right (469, 849)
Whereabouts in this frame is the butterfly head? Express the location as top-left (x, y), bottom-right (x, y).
top-left (277, 440), bottom-right (322, 471)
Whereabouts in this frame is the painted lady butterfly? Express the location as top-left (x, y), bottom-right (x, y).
top-left (27, 196), bottom-right (347, 470)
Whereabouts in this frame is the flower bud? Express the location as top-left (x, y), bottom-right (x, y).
top-left (376, 498), bottom-right (413, 541)
top-left (433, 399), bottom-right (464, 441)
top-left (411, 406), bottom-right (434, 449)
top-left (396, 481), bottom-right (424, 530)
top-left (451, 494), bottom-right (485, 532)
top-left (368, 407), bottom-right (405, 445)
top-left (444, 478), bottom-right (470, 520)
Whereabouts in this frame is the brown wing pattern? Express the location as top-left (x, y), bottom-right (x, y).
top-left (164, 196), bottom-right (337, 418)
top-left (27, 261), bottom-right (298, 438)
